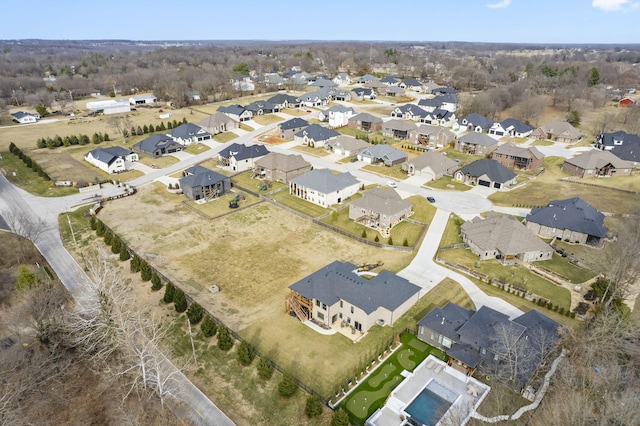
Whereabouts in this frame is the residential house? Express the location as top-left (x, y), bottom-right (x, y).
top-left (365, 80), bottom-right (387, 91)
top-left (217, 104), bottom-right (253, 122)
top-left (432, 87), bottom-right (458, 95)
top-left (399, 78), bottom-right (424, 92)
top-left (318, 105), bottom-right (355, 128)
top-left (384, 86), bottom-right (406, 97)
top-left (610, 141), bottom-right (640, 166)
top-left (349, 188), bottom-right (412, 235)
top-left (347, 112), bottom-right (383, 132)
top-left (253, 152), bottom-right (311, 183)
top-left (185, 91), bottom-right (201, 101)
top-left (129, 94), bottom-right (156, 105)
top-left (533, 120), bottom-right (584, 143)
top-left (179, 165), bottom-right (231, 201)
top-left (391, 104), bottom-right (428, 121)
top-left (332, 89), bottom-right (352, 102)
top-left (454, 159), bottom-right (517, 189)
top-left (261, 73), bottom-right (285, 88)
top-left (436, 93), bottom-right (458, 112)
top-left (245, 100), bottom-right (279, 116)
top-left (232, 75), bottom-right (255, 92)
top-left (267, 93), bottom-right (301, 109)
top-left (166, 123), bottom-right (211, 146)
top-left (492, 143), bottom-right (545, 171)
top-left (310, 78), bottom-right (337, 88)
top-left (279, 117), bottom-right (309, 140)
top-left (421, 108), bottom-right (456, 127)
top-left (561, 150), bottom-right (632, 178)
top-left (358, 145), bottom-right (407, 166)
top-left (594, 130), bottom-right (640, 151)
top-left (461, 212), bottom-right (553, 264)
top-left (409, 125), bottom-right (455, 149)
top-left (289, 169), bottom-right (359, 207)
top-left (84, 146), bottom-right (138, 174)
top-left (11, 111), bottom-right (39, 124)
top-left (198, 112), bottom-right (239, 135)
top-left (133, 134), bottom-right (183, 158)
top-left (299, 88), bottom-right (331, 107)
top-left (459, 113), bottom-right (494, 133)
top-left (381, 119), bottom-right (417, 140)
top-left (423, 82), bottom-right (444, 93)
top-left (218, 143), bottom-right (270, 172)
top-left (350, 87), bottom-right (376, 101)
top-left (294, 124), bottom-right (340, 148)
top-left (356, 74), bottom-right (377, 84)
top-left (333, 72), bottom-right (352, 86)
top-left (325, 135), bottom-right (371, 156)
top-left (619, 96), bottom-right (637, 107)
top-left (286, 260), bottom-right (421, 333)
top-left (417, 97), bottom-right (443, 113)
top-left (489, 118), bottom-right (534, 138)
top-left (525, 197), bottom-right (608, 245)
top-left (455, 133), bottom-right (499, 156)
top-left (418, 303), bottom-right (560, 382)
top-left (402, 151), bottom-right (458, 181)
top-left (380, 75), bottom-right (400, 85)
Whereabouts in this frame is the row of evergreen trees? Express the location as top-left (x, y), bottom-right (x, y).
top-left (8, 142), bottom-right (51, 181)
top-left (36, 133), bottom-right (110, 149)
top-left (90, 215), bottom-right (331, 420)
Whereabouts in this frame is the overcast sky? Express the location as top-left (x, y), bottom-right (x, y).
top-left (2, 0), bottom-right (639, 44)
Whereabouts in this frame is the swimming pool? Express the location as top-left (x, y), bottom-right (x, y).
top-left (404, 380), bottom-right (459, 426)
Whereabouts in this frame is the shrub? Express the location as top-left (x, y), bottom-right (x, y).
top-left (119, 245), bottom-right (130, 261)
top-left (236, 341), bottom-right (255, 366)
top-left (162, 281), bottom-right (175, 304)
top-left (331, 408), bottom-right (350, 426)
top-left (151, 273), bottom-right (162, 291)
top-left (361, 229), bottom-right (367, 238)
top-left (103, 231), bottom-right (113, 246)
top-left (89, 215), bottom-right (97, 230)
top-left (140, 261), bottom-right (152, 282)
top-left (130, 254), bottom-right (141, 273)
top-left (217, 325), bottom-right (233, 351)
top-left (201, 315), bottom-right (217, 337)
top-left (186, 302), bottom-right (204, 324)
top-left (95, 219), bottom-right (105, 237)
top-left (278, 373), bottom-right (297, 398)
top-left (374, 235), bottom-right (379, 242)
top-left (403, 238), bottom-right (408, 247)
top-left (257, 357), bottom-right (273, 380)
top-left (173, 288), bottom-right (188, 313)
top-left (110, 237), bottom-right (121, 254)
top-left (387, 237), bottom-right (393, 245)
top-left (305, 395), bottom-right (323, 418)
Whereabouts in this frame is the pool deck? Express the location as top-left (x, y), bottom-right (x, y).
top-left (366, 355), bottom-right (490, 426)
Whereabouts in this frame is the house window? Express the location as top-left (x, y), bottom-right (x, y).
top-left (481, 348), bottom-right (487, 355)
top-left (322, 303), bottom-right (327, 310)
top-left (351, 306), bottom-right (354, 314)
top-left (430, 331), bottom-right (435, 340)
top-left (315, 300), bottom-right (320, 307)
top-left (317, 312), bottom-right (325, 320)
top-left (339, 313), bottom-right (343, 319)
top-left (340, 301), bottom-right (343, 308)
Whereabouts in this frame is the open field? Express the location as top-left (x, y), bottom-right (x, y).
top-left (0, 151), bottom-right (78, 196)
top-left (489, 156), bottom-right (640, 214)
top-left (251, 114), bottom-right (284, 126)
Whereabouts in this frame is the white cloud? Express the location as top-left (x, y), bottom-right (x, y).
top-left (592, 0), bottom-right (634, 11)
top-left (487, 0), bottom-right (511, 8)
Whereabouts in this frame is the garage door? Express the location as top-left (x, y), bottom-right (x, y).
top-left (478, 180), bottom-right (491, 187)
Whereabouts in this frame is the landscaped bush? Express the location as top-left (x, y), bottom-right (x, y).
top-left (186, 302), bottom-right (204, 324)
top-left (305, 395), bottom-right (323, 418)
top-left (200, 315), bottom-right (217, 337)
top-left (130, 254), bottom-right (141, 273)
top-left (257, 357), bottom-right (273, 380)
top-left (217, 325), bottom-right (233, 351)
top-left (330, 408), bottom-right (350, 426)
top-left (150, 273), bottom-right (162, 291)
top-left (162, 281), bottom-right (175, 303)
top-left (173, 288), bottom-right (188, 313)
top-left (278, 373), bottom-right (298, 398)
top-left (139, 261), bottom-right (152, 281)
top-left (236, 341), bottom-right (255, 366)
top-left (119, 244), bottom-right (130, 261)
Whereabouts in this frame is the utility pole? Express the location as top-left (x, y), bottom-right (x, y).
top-left (66, 214), bottom-right (77, 245)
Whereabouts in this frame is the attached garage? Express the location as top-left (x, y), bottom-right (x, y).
top-left (478, 180), bottom-right (491, 187)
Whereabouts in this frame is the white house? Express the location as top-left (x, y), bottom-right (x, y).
top-left (11, 111), bottom-right (39, 124)
top-left (289, 169), bottom-right (360, 207)
top-left (84, 146), bottom-right (137, 174)
top-left (318, 105), bottom-right (355, 128)
top-left (166, 123), bottom-right (212, 146)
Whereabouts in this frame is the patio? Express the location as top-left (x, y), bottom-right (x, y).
top-left (366, 355), bottom-right (490, 426)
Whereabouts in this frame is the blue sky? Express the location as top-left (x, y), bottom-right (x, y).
top-left (2, 0), bottom-right (639, 44)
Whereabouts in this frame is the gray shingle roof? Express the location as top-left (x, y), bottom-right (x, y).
top-left (289, 260), bottom-right (420, 314)
top-left (499, 118), bottom-right (533, 134)
top-left (494, 143), bottom-right (544, 160)
top-left (405, 151), bottom-right (457, 175)
top-left (360, 145), bottom-right (408, 162)
top-left (539, 120), bottom-right (584, 139)
top-left (349, 112), bottom-right (383, 123)
top-left (458, 132), bottom-right (498, 147)
top-left (179, 167), bottom-right (228, 188)
top-left (134, 134), bottom-right (178, 154)
top-left (218, 143), bottom-right (269, 161)
top-left (254, 152), bottom-right (310, 172)
top-left (596, 130), bottom-right (640, 148)
top-left (417, 302), bottom-right (475, 341)
top-left (289, 169), bottom-right (358, 193)
top-left (462, 113), bottom-right (494, 130)
top-left (268, 93), bottom-right (301, 105)
top-left (350, 188), bottom-right (411, 216)
top-left (396, 104), bottom-right (428, 117)
top-left (526, 197), bottom-right (608, 238)
top-left (325, 135), bottom-right (371, 153)
top-left (199, 112), bottom-right (238, 128)
top-left (564, 149), bottom-right (632, 170)
top-left (85, 148), bottom-right (118, 165)
top-left (294, 124), bottom-right (340, 141)
top-left (167, 123), bottom-right (211, 140)
top-left (458, 306), bottom-right (526, 352)
top-left (383, 119), bottom-right (418, 132)
top-left (458, 159), bottom-right (516, 183)
top-left (280, 117), bottom-right (309, 131)
top-left (611, 141), bottom-right (640, 162)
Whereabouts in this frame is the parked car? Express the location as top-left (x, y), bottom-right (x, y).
top-left (350, 157), bottom-right (358, 163)
top-left (554, 247), bottom-right (567, 257)
top-left (426, 196), bottom-right (436, 203)
top-left (386, 181), bottom-right (397, 188)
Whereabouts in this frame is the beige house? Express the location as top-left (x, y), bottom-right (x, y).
top-left (402, 151), bottom-right (458, 181)
top-left (289, 169), bottom-right (360, 207)
top-left (253, 152), bottom-right (311, 183)
top-left (454, 132), bottom-right (498, 155)
top-left (286, 261), bottom-right (421, 333)
top-left (198, 112), bottom-right (239, 135)
top-left (325, 135), bottom-right (371, 156)
top-left (461, 212), bottom-right (553, 264)
top-left (534, 120), bottom-right (584, 143)
top-left (408, 124), bottom-right (455, 149)
top-left (562, 150), bottom-right (632, 178)
top-left (348, 188), bottom-right (412, 236)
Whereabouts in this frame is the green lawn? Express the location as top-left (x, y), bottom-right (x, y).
top-left (337, 127), bottom-right (372, 139)
top-left (0, 151), bottom-right (78, 197)
top-left (251, 114), bottom-right (284, 126)
top-left (138, 153), bottom-right (180, 168)
top-left (425, 176), bottom-right (471, 191)
top-left (213, 132), bottom-right (238, 143)
top-left (280, 108), bottom-right (307, 116)
top-left (537, 253), bottom-right (598, 284)
top-left (183, 143), bottom-right (211, 154)
top-left (362, 163), bottom-right (407, 180)
top-left (441, 147), bottom-right (482, 166)
top-left (579, 173), bottom-right (640, 192)
top-left (439, 214), bottom-right (464, 247)
top-left (268, 190), bottom-right (329, 218)
top-left (230, 170), bottom-right (286, 192)
top-left (239, 123), bottom-right (254, 132)
top-left (57, 206), bottom-right (95, 249)
top-left (531, 140), bottom-right (554, 146)
top-left (406, 195), bottom-right (437, 224)
top-left (342, 333), bottom-right (444, 425)
top-left (290, 145), bottom-right (331, 157)
top-left (438, 248), bottom-right (571, 309)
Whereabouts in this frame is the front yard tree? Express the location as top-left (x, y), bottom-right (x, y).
top-left (216, 325), bottom-right (233, 351)
top-left (305, 395), bottom-right (323, 418)
top-left (162, 281), bottom-right (175, 304)
top-left (173, 288), bottom-right (187, 313)
top-left (186, 302), bottom-right (203, 324)
top-left (278, 372), bottom-right (297, 398)
top-left (200, 315), bottom-right (217, 337)
top-left (257, 357), bottom-right (273, 380)
top-left (236, 341), bottom-right (255, 366)
top-left (330, 408), bottom-right (350, 426)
